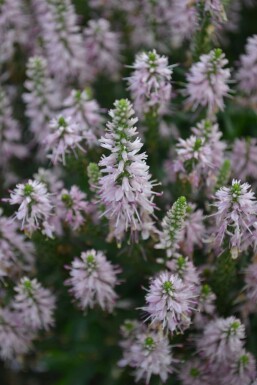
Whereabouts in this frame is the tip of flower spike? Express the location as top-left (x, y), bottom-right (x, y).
top-left (201, 284), bottom-right (211, 296)
top-left (147, 50), bottom-right (158, 69)
top-left (177, 196), bottom-right (187, 205)
top-left (116, 99), bottom-right (129, 108)
top-left (58, 116), bottom-right (67, 127)
top-left (123, 320), bottom-right (135, 332)
top-left (214, 48), bottom-right (223, 59)
top-left (84, 87), bottom-right (93, 99)
top-left (230, 321), bottom-right (241, 333)
top-left (144, 336), bottom-right (155, 350)
top-left (86, 254), bottom-right (95, 263)
top-left (163, 280), bottom-right (174, 294)
top-left (24, 184), bottom-right (34, 196)
top-left (177, 256), bottom-right (186, 270)
top-left (190, 367), bottom-right (200, 378)
top-left (148, 50), bottom-right (157, 60)
top-left (23, 278), bottom-right (32, 292)
top-left (75, 90), bottom-right (82, 101)
top-left (193, 138), bottom-right (202, 151)
top-left (87, 163), bottom-right (101, 184)
top-left (240, 354), bottom-right (249, 366)
top-left (186, 205), bottom-right (192, 214)
top-left (86, 254), bottom-right (97, 271)
top-left (111, 99), bottom-right (133, 120)
top-left (231, 182), bottom-right (242, 202)
top-left (61, 193), bottom-right (73, 208)
top-left (202, 120), bottom-right (212, 132)
top-left (28, 56), bottom-right (45, 69)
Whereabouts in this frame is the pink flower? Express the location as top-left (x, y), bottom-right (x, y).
top-left (185, 49), bottom-right (231, 115)
top-left (231, 139), bottom-right (257, 181)
top-left (244, 262), bottom-right (257, 304)
top-left (0, 87), bottom-right (27, 167)
top-left (221, 349), bottom-right (256, 385)
top-left (99, 99), bottom-right (159, 242)
top-left (12, 277), bottom-right (56, 331)
top-left (236, 35), bottom-right (257, 100)
top-left (0, 209), bottom-right (34, 278)
top-left (143, 271), bottom-right (197, 333)
top-left (23, 56), bottom-right (60, 146)
top-left (0, 0), bottom-right (30, 65)
top-left (197, 317), bottom-right (245, 363)
top-left (45, 116), bottom-right (85, 165)
top-left (32, 0), bottom-right (85, 82)
top-left (172, 119), bottom-right (225, 189)
top-left (66, 249), bottom-right (120, 312)
top-left (63, 89), bottom-right (103, 147)
top-left (6, 179), bottom-right (54, 237)
top-left (57, 185), bottom-right (89, 231)
top-left (119, 322), bottom-right (173, 383)
top-left (180, 204), bottom-right (205, 256)
top-left (178, 358), bottom-right (210, 385)
top-left (204, 0), bottom-right (227, 23)
top-left (191, 119), bottom-right (226, 170)
top-left (0, 307), bottom-right (33, 360)
top-left (212, 179), bottom-right (257, 258)
top-left (84, 19), bottom-right (121, 80)
top-left (166, 255), bottom-right (200, 291)
top-left (194, 284), bottom-right (217, 329)
top-left (167, 0), bottom-right (197, 48)
top-left (173, 135), bottom-right (213, 188)
top-left (127, 49), bottom-right (173, 116)
top-left (198, 285), bottom-right (216, 316)
top-left (33, 167), bottom-right (64, 194)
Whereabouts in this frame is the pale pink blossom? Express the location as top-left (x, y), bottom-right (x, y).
top-left (12, 277), bottom-right (56, 331)
top-left (56, 185), bottom-right (89, 231)
top-left (166, 255), bottom-right (200, 291)
top-left (185, 49), bottom-right (231, 115)
top-left (180, 204), bottom-right (205, 256)
top-left (244, 262), bottom-right (257, 304)
top-left (197, 317), bottom-right (245, 363)
top-left (0, 307), bottom-right (33, 360)
top-left (212, 180), bottom-right (257, 258)
top-left (6, 179), bottom-right (54, 237)
top-left (0, 209), bottom-right (34, 278)
top-left (23, 56), bottom-right (60, 145)
top-left (191, 119), bottom-right (226, 170)
top-left (173, 135), bottom-right (213, 188)
top-left (171, 119), bottom-right (225, 189)
top-left (33, 167), bottom-right (64, 194)
top-left (236, 35), bottom-right (257, 101)
top-left (66, 249), bottom-right (120, 312)
top-left (63, 89), bottom-right (103, 147)
top-left (0, 87), bottom-right (27, 167)
top-left (194, 284), bottom-right (217, 329)
top-left (143, 271), bottom-right (197, 333)
top-left (178, 358), bottom-right (211, 385)
top-left (127, 49), bottom-right (173, 116)
top-left (220, 349), bottom-right (256, 385)
top-left (0, 0), bottom-right (30, 65)
top-left (84, 19), bottom-right (121, 80)
top-left (119, 323), bottom-right (173, 383)
top-left (45, 116), bottom-right (85, 165)
top-left (204, 0), bottom-right (227, 23)
top-left (99, 99), bottom-right (159, 242)
top-left (231, 139), bottom-right (257, 181)
top-left (32, 0), bottom-right (86, 83)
